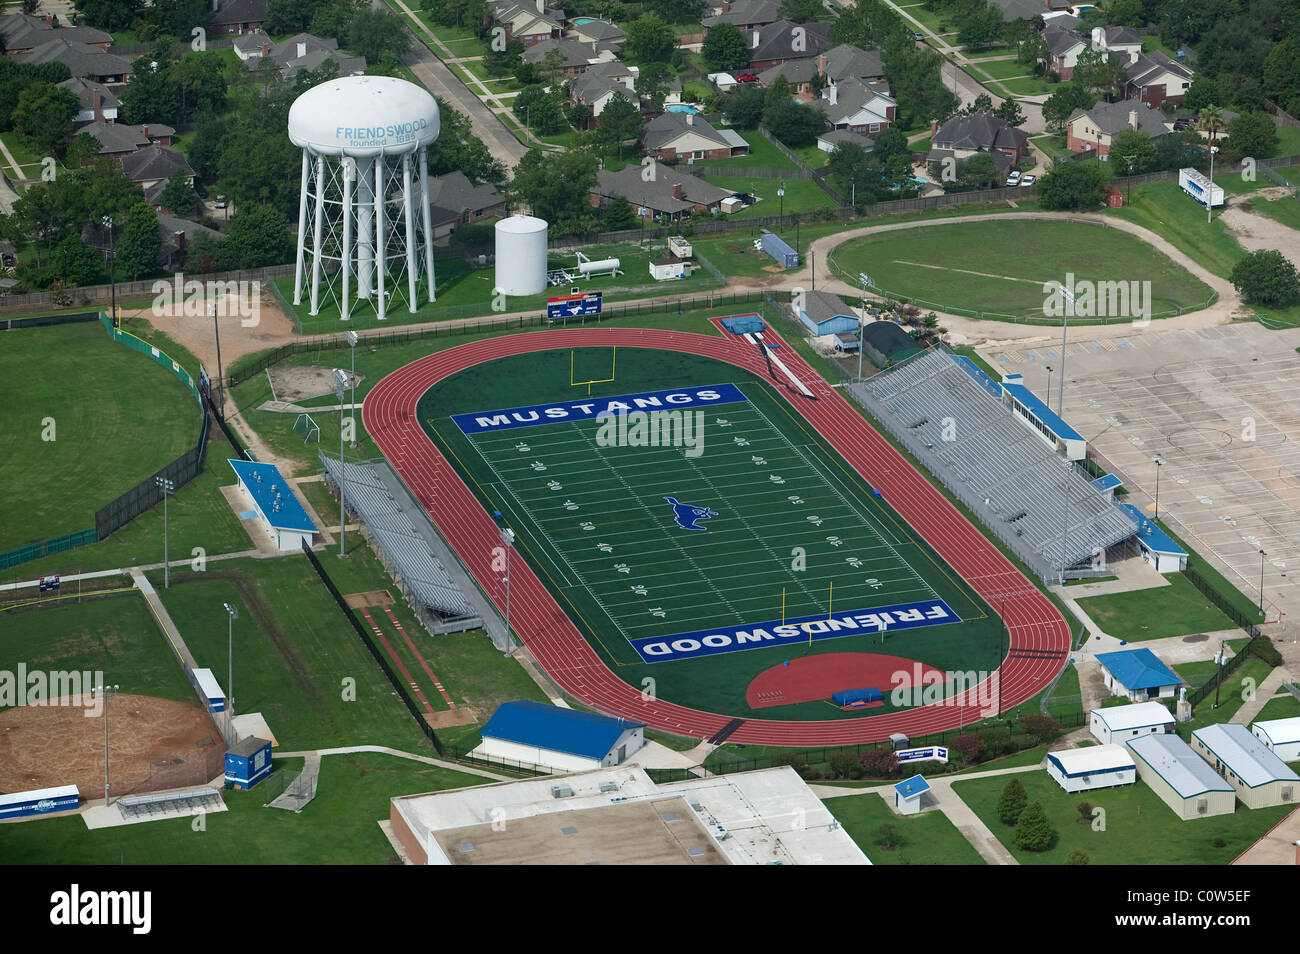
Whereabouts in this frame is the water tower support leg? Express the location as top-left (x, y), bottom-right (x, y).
top-left (403, 153), bottom-right (417, 313)
top-left (341, 157), bottom-right (353, 322)
top-left (420, 148), bottom-right (434, 302)
top-left (293, 151), bottom-right (309, 305)
top-left (375, 156), bottom-right (387, 322)
top-left (310, 154), bottom-right (325, 315)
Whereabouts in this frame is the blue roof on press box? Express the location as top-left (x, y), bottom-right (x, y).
top-left (482, 700), bottom-right (644, 760)
top-left (228, 459), bottom-right (317, 533)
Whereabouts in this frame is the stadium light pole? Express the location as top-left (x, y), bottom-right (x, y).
top-left (224, 602), bottom-right (238, 743)
top-left (778, 182), bottom-right (785, 218)
top-left (1056, 281), bottom-right (1074, 417)
top-left (346, 330), bottom-right (359, 449)
top-left (1153, 456), bottom-right (1163, 520)
top-left (857, 271), bottom-right (873, 384)
top-left (1045, 365), bottom-right (1053, 403)
top-left (500, 526), bottom-right (515, 656)
top-left (1059, 458), bottom-right (1072, 586)
top-left (101, 216), bottom-right (117, 326)
top-left (93, 683), bottom-right (118, 806)
top-left (334, 368), bottom-right (349, 558)
top-left (154, 475), bottom-right (174, 588)
top-left (1207, 145), bottom-right (1219, 224)
top-left (211, 302), bottom-right (225, 420)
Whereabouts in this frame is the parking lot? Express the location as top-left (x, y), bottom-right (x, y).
top-left (984, 321), bottom-right (1300, 655)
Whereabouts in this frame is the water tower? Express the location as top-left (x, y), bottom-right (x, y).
top-left (288, 76), bottom-right (440, 321)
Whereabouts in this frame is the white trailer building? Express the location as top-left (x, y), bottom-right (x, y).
top-left (1089, 700), bottom-right (1177, 745)
top-left (1046, 744), bottom-right (1137, 793)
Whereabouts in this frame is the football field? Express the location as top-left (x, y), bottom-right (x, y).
top-left (420, 347), bottom-right (1003, 720)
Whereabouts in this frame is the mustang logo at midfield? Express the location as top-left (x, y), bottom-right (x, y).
top-left (663, 496), bottom-right (718, 531)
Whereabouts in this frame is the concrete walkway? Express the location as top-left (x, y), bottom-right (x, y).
top-left (1232, 806), bottom-right (1300, 865)
top-left (1232, 667), bottom-right (1295, 725)
top-left (132, 571), bottom-right (200, 671)
top-left (274, 744), bottom-right (511, 781)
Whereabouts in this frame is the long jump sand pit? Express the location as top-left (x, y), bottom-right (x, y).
top-left (0, 693), bottom-right (225, 799)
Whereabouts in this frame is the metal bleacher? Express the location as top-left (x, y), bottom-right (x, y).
top-left (854, 348), bottom-right (1137, 581)
top-left (117, 787), bottom-right (222, 819)
top-left (319, 455), bottom-right (477, 623)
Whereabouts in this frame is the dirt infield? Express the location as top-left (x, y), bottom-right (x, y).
top-left (745, 652), bottom-right (943, 710)
top-left (0, 693), bottom-right (224, 799)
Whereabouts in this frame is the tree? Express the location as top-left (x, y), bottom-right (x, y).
top-left (830, 0), bottom-right (906, 51)
top-left (1108, 127), bottom-right (1157, 175)
top-left (995, 97), bottom-right (1026, 128)
top-left (872, 125), bottom-right (908, 165)
top-left (1230, 249), bottom-right (1300, 306)
top-left (1066, 849), bottom-right (1091, 865)
top-left (1036, 159), bottom-right (1111, 209)
top-left (1076, 801), bottom-right (1094, 824)
top-left (116, 202), bottom-right (162, 280)
top-left (1042, 82), bottom-right (1097, 135)
top-left (11, 83), bottom-right (78, 159)
top-left (828, 751), bottom-right (864, 779)
top-left (873, 823), bottom-right (907, 850)
top-left (170, 51), bottom-right (228, 125)
top-left (119, 55), bottom-right (182, 127)
top-left (721, 82), bottom-right (766, 129)
top-left (1197, 104), bottom-right (1225, 151)
top-left (1018, 30), bottom-right (1048, 71)
top-left (1153, 128), bottom-right (1209, 172)
top-left (1072, 47), bottom-right (1125, 100)
top-left (484, 37), bottom-right (524, 77)
top-left (859, 745), bottom-right (900, 777)
top-left (643, 0), bottom-right (704, 24)
top-left (957, 3), bottom-right (1004, 51)
top-left (369, 49), bottom-right (404, 78)
top-left (53, 233), bottom-right (106, 287)
top-left (222, 203), bottom-right (294, 268)
top-left (506, 148), bottom-right (600, 234)
top-left (1263, 36), bottom-right (1300, 115)
top-left (594, 92), bottom-right (643, 158)
top-left (71, 0), bottom-right (145, 30)
top-left (1019, 714), bottom-right (1063, 745)
top-left (763, 97), bottom-right (825, 146)
top-left (1224, 111), bottom-right (1278, 161)
top-left (997, 778), bottom-right (1027, 825)
top-left (344, 7), bottom-right (410, 61)
top-left (826, 141), bottom-right (876, 197)
top-left (158, 170), bottom-right (197, 214)
top-left (601, 195), bottom-right (639, 231)
top-left (951, 733), bottom-right (985, 763)
top-left (961, 92), bottom-right (994, 116)
top-left (1183, 73), bottom-right (1223, 113)
top-left (623, 14), bottom-right (676, 64)
top-left (702, 22), bottom-right (750, 71)
top-left (634, 61), bottom-right (672, 113)
top-left (265, 0), bottom-right (328, 34)
top-left (428, 96), bottom-right (505, 183)
top-left (1014, 801), bottom-right (1055, 852)
top-left (779, 0), bottom-right (826, 23)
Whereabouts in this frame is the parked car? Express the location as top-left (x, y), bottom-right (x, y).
top-left (1172, 118), bottom-right (1190, 131)
top-left (1005, 170), bottom-right (1022, 186)
top-left (1, 252), bottom-right (16, 268)
top-left (911, 31), bottom-right (925, 40)
top-left (1019, 174), bottom-right (1036, 187)
top-left (214, 194), bottom-right (228, 209)
top-left (735, 72), bottom-right (759, 82)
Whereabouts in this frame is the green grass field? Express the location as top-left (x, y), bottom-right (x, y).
top-left (833, 218), bottom-right (1214, 320)
top-left (1074, 574), bottom-right (1240, 641)
top-left (1178, 655), bottom-right (1276, 739)
top-left (417, 346), bottom-right (1002, 720)
top-left (690, 131), bottom-right (800, 171)
top-left (825, 792), bottom-right (987, 864)
top-left (150, 557), bottom-right (434, 752)
top-left (0, 592), bottom-right (195, 708)
top-left (697, 176), bottom-right (840, 218)
top-left (951, 770), bottom-right (1291, 864)
top-left (0, 322), bottom-right (203, 552)
top-left (0, 751), bottom-right (486, 863)
top-left (1255, 693), bottom-right (1300, 722)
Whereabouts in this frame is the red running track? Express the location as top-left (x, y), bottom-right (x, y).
top-left (362, 323), bottom-right (1070, 745)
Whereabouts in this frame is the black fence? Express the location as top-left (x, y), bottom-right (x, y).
top-left (1, 311), bottom-right (100, 330)
top-left (94, 409), bottom-right (209, 539)
top-left (300, 541), bottom-right (444, 755)
top-left (1183, 565), bottom-right (1265, 638)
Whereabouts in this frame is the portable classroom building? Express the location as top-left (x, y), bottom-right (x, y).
top-left (1192, 723), bottom-right (1299, 809)
top-left (1127, 733), bottom-right (1236, 820)
top-left (1251, 716), bottom-right (1300, 762)
top-left (1089, 701), bottom-right (1176, 745)
top-left (1046, 744), bottom-right (1136, 793)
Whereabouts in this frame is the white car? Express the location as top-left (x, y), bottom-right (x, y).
top-left (1005, 171), bottom-right (1022, 186)
top-left (1019, 174), bottom-right (1036, 187)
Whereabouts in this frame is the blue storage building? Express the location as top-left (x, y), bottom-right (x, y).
top-left (225, 736), bottom-right (273, 790)
top-left (792, 290), bottom-right (860, 336)
top-left (757, 232), bottom-right (799, 268)
top-left (478, 700), bottom-right (646, 773)
top-left (1096, 648), bottom-right (1181, 702)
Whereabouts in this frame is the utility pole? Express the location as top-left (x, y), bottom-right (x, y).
top-left (93, 684), bottom-right (119, 806)
top-left (211, 303), bottom-right (225, 420)
top-left (224, 602), bottom-right (238, 743)
top-left (334, 369), bottom-right (349, 557)
top-left (154, 476), bottom-right (174, 588)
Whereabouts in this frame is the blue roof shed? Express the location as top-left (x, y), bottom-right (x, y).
top-left (1096, 648), bottom-right (1181, 693)
top-left (481, 701), bottom-right (645, 762)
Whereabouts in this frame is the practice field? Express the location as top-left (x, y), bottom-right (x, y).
top-left (0, 321), bottom-right (200, 551)
top-left (418, 347), bottom-right (1003, 720)
top-left (832, 219), bottom-right (1214, 320)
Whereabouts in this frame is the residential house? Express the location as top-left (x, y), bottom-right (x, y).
top-left (0, 12), bottom-right (112, 53)
top-left (988, 0), bottom-right (1071, 22)
top-left (756, 43), bottom-right (884, 101)
top-left (590, 161), bottom-right (733, 221)
top-left (927, 112), bottom-right (1030, 175)
top-left (241, 33), bottom-right (365, 78)
top-left (521, 37), bottom-right (606, 78)
top-left (427, 171), bottom-right (506, 243)
top-left (57, 76), bottom-right (121, 126)
top-left (1044, 24), bottom-right (1086, 79)
top-left (820, 79), bottom-right (897, 137)
top-left (816, 128), bottom-right (874, 154)
top-left (120, 145), bottom-right (195, 208)
top-left (231, 29), bottom-right (275, 61)
top-left (209, 0), bottom-right (269, 36)
top-left (1066, 98), bottom-right (1169, 157)
top-left (158, 214), bottom-right (223, 269)
top-left (748, 19), bottom-right (832, 71)
top-left (1119, 50), bottom-right (1194, 107)
top-left (487, 0), bottom-right (563, 47)
top-left (643, 111), bottom-right (749, 162)
top-left (702, 0), bottom-right (783, 31)
top-left (16, 38), bottom-right (131, 84)
top-left (569, 62), bottom-right (636, 122)
top-left (1091, 25), bottom-right (1143, 62)
top-left (566, 17), bottom-right (624, 53)
top-left (79, 121), bottom-right (175, 157)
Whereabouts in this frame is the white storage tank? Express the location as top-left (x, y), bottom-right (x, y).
top-left (495, 215), bottom-right (548, 296)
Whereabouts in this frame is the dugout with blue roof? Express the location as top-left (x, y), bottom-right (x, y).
top-left (478, 700), bottom-right (647, 771)
top-left (1115, 502), bottom-right (1186, 572)
top-left (229, 459), bottom-right (317, 551)
top-left (1096, 648), bottom-right (1181, 701)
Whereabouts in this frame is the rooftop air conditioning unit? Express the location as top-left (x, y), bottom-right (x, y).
top-left (551, 784), bottom-right (575, 799)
